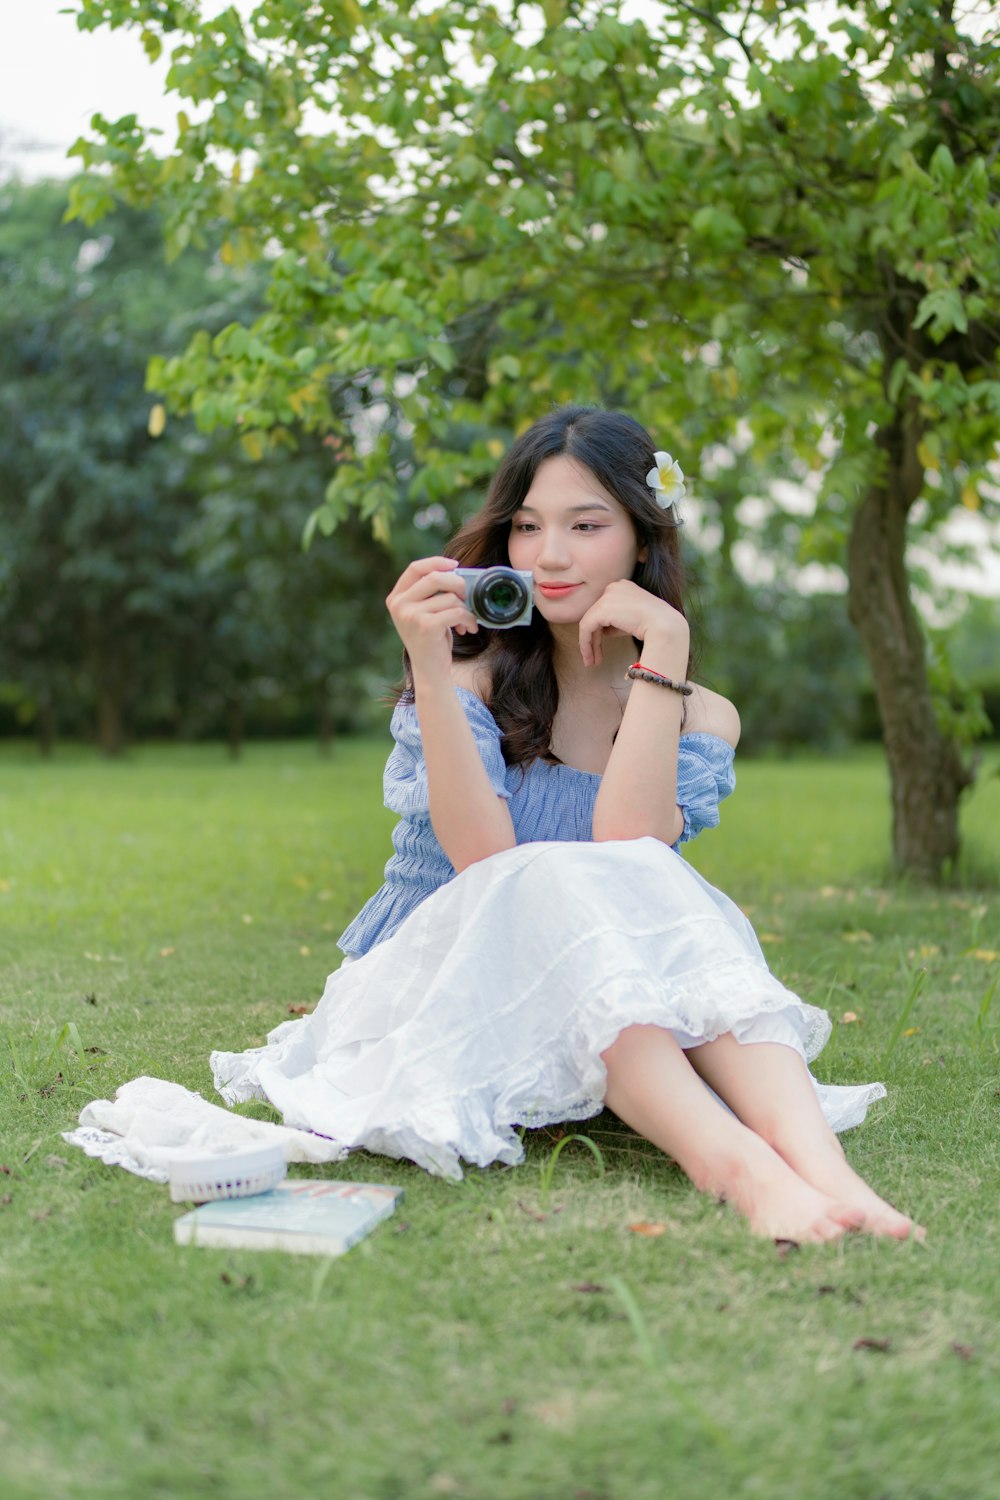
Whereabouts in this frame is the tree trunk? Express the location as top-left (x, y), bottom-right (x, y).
top-left (317, 683), bottom-right (334, 757)
top-left (95, 638), bottom-right (127, 758)
top-left (35, 698), bottom-right (56, 757)
top-left (846, 411), bottom-right (972, 881)
top-left (226, 697), bottom-right (244, 760)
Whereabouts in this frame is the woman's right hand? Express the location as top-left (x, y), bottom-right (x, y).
top-left (385, 557), bottom-right (479, 677)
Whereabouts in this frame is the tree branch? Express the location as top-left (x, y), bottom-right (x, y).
top-left (673, 0), bottom-right (755, 65)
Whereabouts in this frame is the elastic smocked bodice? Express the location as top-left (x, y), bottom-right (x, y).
top-left (338, 687), bottom-right (736, 957)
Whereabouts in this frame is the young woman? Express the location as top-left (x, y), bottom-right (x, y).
top-left (213, 406), bottom-right (920, 1245)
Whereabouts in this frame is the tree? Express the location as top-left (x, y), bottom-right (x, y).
top-left (176, 438), bottom-right (402, 755)
top-left (0, 179), bottom-right (398, 752)
top-left (0, 182), bottom-right (214, 752)
top-left (67, 0), bottom-right (1000, 876)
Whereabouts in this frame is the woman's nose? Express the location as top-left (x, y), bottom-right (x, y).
top-left (535, 529), bottom-right (571, 568)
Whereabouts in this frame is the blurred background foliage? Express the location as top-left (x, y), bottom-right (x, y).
top-left (1, 176), bottom-right (997, 757)
top-left (0, 179), bottom-right (403, 754)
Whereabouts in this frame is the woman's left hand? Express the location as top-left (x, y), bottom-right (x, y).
top-left (578, 580), bottom-right (689, 668)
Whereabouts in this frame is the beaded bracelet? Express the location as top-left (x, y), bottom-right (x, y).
top-left (625, 662), bottom-right (693, 696)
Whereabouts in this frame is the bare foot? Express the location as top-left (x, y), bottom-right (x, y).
top-left (773, 1134), bottom-right (923, 1242)
top-left (703, 1135), bottom-right (863, 1245)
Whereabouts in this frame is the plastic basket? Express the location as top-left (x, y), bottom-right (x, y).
top-left (167, 1143), bottom-right (287, 1203)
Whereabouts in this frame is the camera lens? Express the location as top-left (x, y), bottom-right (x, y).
top-left (470, 569), bottom-right (530, 625)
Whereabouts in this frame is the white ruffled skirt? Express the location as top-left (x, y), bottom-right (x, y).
top-left (211, 839), bottom-right (886, 1181)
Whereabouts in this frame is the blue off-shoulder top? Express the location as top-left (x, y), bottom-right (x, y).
top-left (338, 686), bottom-right (736, 957)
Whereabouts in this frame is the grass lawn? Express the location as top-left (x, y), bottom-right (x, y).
top-left (1, 737), bottom-right (999, 1500)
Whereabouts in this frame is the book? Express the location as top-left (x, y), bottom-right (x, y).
top-left (173, 1178), bottom-right (404, 1257)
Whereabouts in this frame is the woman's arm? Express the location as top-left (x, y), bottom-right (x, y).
top-left (387, 558), bottom-right (516, 872)
top-left (596, 675), bottom-right (742, 845)
top-left (579, 579), bottom-right (732, 845)
top-left (409, 670), bottom-right (516, 870)
top-left (592, 620), bottom-right (689, 844)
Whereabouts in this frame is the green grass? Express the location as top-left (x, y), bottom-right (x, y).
top-left (1, 739), bottom-right (999, 1500)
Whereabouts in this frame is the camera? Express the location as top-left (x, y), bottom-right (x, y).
top-left (453, 567), bottom-right (534, 629)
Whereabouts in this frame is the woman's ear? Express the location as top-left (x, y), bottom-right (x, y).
top-left (637, 543), bottom-right (649, 565)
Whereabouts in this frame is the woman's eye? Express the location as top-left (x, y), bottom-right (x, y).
top-left (575, 523), bottom-right (602, 532)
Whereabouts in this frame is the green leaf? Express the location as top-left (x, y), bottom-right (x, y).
top-left (929, 143), bottom-right (956, 184)
top-left (913, 287), bottom-right (968, 339)
top-left (690, 206), bottom-right (746, 252)
top-left (63, 176), bottom-right (116, 226)
top-left (301, 509), bottom-right (320, 551)
top-left (427, 341), bottom-right (456, 372)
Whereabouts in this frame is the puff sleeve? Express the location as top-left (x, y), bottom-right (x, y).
top-left (674, 732), bottom-right (736, 846)
top-left (383, 687), bottom-right (512, 819)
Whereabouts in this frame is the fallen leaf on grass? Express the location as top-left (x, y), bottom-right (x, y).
top-left (627, 1222), bottom-right (666, 1237)
top-left (298, 946), bottom-right (311, 957)
top-left (30, 1208), bottom-right (53, 1223)
top-left (817, 1284), bottom-right (864, 1306)
top-left (219, 1271), bottom-right (254, 1290)
top-left (842, 931), bottom-right (874, 944)
top-left (901, 1027), bottom-right (921, 1037)
top-left (853, 1337), bottom-right (891, 1353)
top-left (287, 1003), bottom-right (312, 1015)
top-left (159, 947), bottom-right (175, 958)
top-left (572, 1282), bottom-right (607, 1294)
top-left (968, 949), bottom-right (999, 962)
top-left (1, 1193), bottom-right (12, 1208)
top-left (840, 1011), bottom-right (860, 1024)
top-left (82, 993), bottom-right (98, 1006)
top-left (1, 1165), bottom-right (11, 1175)
top-left (759, 932), bottom-right (782, 945)
top-left (516, 1199), bottom-right (548, 1222)
top-left (241, 914), bottom-right (254, 925)
top-left (775, 1238), bottom-right (800, 1259)
top-left (951, 1342), bottom-right (975, 1361)
top-left (39, 1074), bottom-right (64, 1098)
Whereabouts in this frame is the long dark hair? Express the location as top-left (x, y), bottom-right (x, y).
top-left (401, 404), bottom-right (691, 768)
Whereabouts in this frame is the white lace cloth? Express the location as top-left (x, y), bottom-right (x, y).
top-left (63, 1076), bottom-right (347, 1182)
top-left (66, 839), bottom-right (886, 1184)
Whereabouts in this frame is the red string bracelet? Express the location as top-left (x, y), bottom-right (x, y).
top-left (625, 662), bottom-right (693, 696)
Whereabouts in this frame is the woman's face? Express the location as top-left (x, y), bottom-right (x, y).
top-left (507, 455), bottom-right (646, 625)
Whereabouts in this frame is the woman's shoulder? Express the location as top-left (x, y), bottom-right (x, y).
top-left (450, 654), bottom-right (495, 704)
top-left (681, 684), bottom-right (741, 749)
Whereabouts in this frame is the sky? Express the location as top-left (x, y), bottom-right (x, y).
top-left (0, 0), bottom-right (175, 179)
top-left (3, 0), bottom-right (998, 602)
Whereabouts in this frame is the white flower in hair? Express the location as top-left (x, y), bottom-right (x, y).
top-left (646, 451), bottom-right (686, 513)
